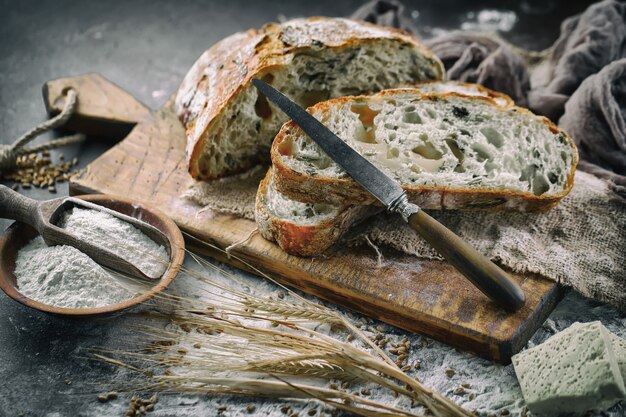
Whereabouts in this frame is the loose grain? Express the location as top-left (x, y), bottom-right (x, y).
top-left (4, 151), bottom-right (79, 193)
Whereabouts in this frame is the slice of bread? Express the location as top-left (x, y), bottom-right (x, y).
top-left (256, 167), bottom-right (379, 256)
top-left (271, 89), bottom-right (578, 212)
top-left (176, 17), bottom-right (444, 180)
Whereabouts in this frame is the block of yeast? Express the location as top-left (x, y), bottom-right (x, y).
top-left (512, 321), bottom-right (626, 414)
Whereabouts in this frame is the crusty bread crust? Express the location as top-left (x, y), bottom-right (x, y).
top-left (270, 89), bottom-right (579, 212)
top-left (404, 80), bottom-right (515, 107)
top-left (256, 168), bottom-right (378, 257)
top-left (175, 17), bottom-right (444, 180)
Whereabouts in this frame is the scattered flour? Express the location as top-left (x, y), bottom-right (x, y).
top-left (60, 207), bottom-right (168, 278)
top-left (15, 237), bottom-right (135, 309)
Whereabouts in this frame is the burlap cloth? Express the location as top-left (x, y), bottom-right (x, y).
top-left (184, 169), bottom-right (626, 312)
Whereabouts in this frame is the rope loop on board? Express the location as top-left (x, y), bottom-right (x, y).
top-left (0, 88), bottom-right (85, 173)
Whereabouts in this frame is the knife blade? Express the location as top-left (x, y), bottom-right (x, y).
top-left (252, 78), bottom-right (525, 310)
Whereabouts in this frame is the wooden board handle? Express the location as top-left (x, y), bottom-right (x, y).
top-left (408, 210), bottom-right (526, 311)
top-left (42, 73), bottom-right (152, 140)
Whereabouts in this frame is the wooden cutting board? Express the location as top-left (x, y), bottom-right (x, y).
top-left (48, 73), bottom-right (561, 363)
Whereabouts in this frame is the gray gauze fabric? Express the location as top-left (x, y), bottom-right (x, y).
top-left (350, 0), bottom-right (417, 35)
top-left (529, 0), bottom-right (626, 121)
top-left (560, 59), bottom-right (626, 180)
top-left (425, 33), bottom-right (530, 107)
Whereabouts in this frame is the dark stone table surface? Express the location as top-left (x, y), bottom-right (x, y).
top-left (0, 1), bottom-right (612, 416)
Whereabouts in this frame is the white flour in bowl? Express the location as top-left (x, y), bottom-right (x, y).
top-left (15, 237), bottom-right (135, 309)
top-left (59, 207), bottom-right (169, 278)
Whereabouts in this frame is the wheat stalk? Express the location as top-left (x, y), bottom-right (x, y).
top-left (184, 239), bottom-right (471, 417)
top-left (91, 233), bottom-right (472, 417)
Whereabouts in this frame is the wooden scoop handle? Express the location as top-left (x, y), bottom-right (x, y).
top-left (0, 185), bottom-right (42, 230)
top-left (408, 210), bottom-right (526, 311)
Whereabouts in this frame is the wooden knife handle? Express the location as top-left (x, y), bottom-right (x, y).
top-left (407, 210), bottom-right (525, 310)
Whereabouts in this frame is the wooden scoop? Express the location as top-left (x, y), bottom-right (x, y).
top-left (0, 185), bottom-right (170, 279)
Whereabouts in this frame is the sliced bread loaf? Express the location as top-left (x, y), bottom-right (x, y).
top-left (176, 17), bottom-right (444, 180)
top-left (271, 89), bottom-right (578, 212)
top-left (257, 82), bottom-right (521, 257)
top-left (255, 167), bottom-right (378, 256)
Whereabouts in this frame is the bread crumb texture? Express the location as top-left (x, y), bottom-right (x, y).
top-left (276, 89), bottom-right (576, 202)
top-left (175, 17), bottom-right (444, 179)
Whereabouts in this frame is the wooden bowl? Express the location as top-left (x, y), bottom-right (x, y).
top-left (0, 194), bottom-right (185, 317)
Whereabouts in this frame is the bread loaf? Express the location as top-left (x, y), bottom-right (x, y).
top-left (175, 17), bottom-right (444, 180)
top-left (271, 89), bottom-right (578, 212)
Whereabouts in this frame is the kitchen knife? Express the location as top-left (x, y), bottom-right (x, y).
top-left (252, 78), bottom-right (525, 311)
